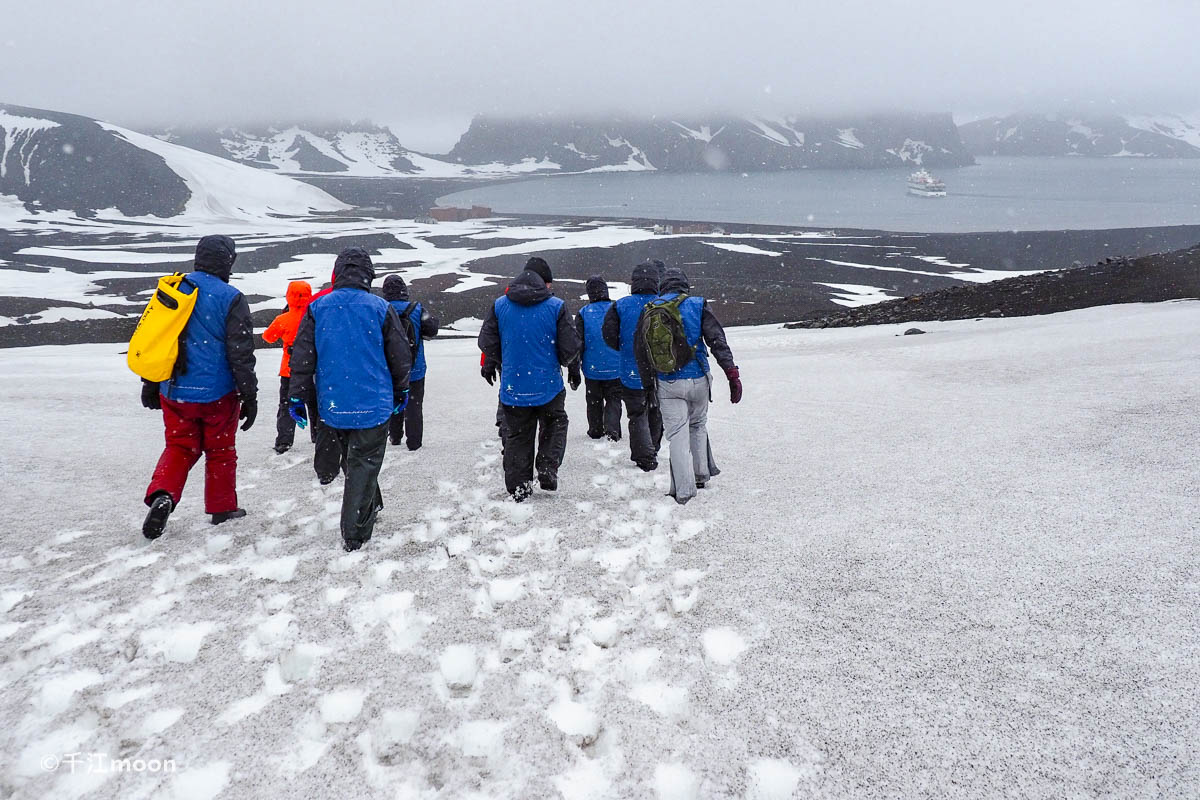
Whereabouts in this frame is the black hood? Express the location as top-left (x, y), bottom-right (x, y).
top-left (630, 263), bottom-right (659, 295)
top-left (506, 269), bottom-right (553, 306)
top-left (382, 274), bottom-right (409, 301)
top-left (585, 275), bottom-right (610, 302)
top-left (333, 247), bottom-right (375, 290)
top-left (659, 268), bottom-right (690, 294)
top-left (194, 234), bottom-right (237, 281)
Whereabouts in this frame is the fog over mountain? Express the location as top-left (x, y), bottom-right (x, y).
top-left (1, 0), bottom-right (1196, 147)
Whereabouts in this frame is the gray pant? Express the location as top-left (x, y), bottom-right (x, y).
top-left (657, 376), bottom-right (720, 502)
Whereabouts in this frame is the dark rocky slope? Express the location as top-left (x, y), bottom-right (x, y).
top-left (787, 244), bottom-right (1200, 328)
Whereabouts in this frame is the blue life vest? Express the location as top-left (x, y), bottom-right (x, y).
top-left (579, 301), bottom-right (620, 381)
top-left (495, 294), bottom-right (565, 407)
top-left (655, 293), bottom-right (710, 381)
top-left (309, 288), bottom-right (395, 429)
top-left (160, 270), bottom-right (239, 403)
top-left (389, 300), bottom-right (427, 381)
top-left (614, 293), bottom-right (657, 389)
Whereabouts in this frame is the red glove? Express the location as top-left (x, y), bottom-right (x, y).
top-left (725, 367), bottom-right (742, 404)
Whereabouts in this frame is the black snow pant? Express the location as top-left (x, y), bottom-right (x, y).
top-left (388, 377), bottom-right (426, 450)
top-left (332, 420), bottom-right (389, 546)
top-left (500, 390), bottom-right (568, 494)
top-left (622, 385), bottom-right (663, 469)
top-left (275, 376), bottom-right (316, 449)
top-left (312, 411), bottom-right (345, 484)
top-left (585, 377), bottom-right (623, 440)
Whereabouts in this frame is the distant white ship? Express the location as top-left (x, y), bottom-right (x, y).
top-left (907, 169), bottom-right (947, 197)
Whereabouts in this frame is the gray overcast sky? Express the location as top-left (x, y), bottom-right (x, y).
top-left (1, 0), bottom-right (1195, 151)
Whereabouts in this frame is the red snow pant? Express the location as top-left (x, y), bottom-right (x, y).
top-left (145, 391), bottom-right (240, 514)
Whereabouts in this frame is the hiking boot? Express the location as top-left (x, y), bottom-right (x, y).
top-left (696, 480), bottom-right (707, 489)
top-left (637, 460), bottom-right (658, 472)
top-left (211, 508), bottom-right (247, 525)
top-left (587, 429), bottom-right (604, 440)
top-left (511, 482), bottom-right (534, 503)
top-left (318, 474), bottom-right (337, 486)
top-left (606, 432), bottom-right (622, 442)
top-left (538, 472), bottom-right (558, 491)
top-left (273, 443), bottom-right (290, 454)
top-left (389, 436), bottom-right (402, 446)
top-left (407, 443), bottom-right (422, 452)
top-left (343, 538), bottom-right (363, 552)
top-left (142, 492), bottom-right (173, 540)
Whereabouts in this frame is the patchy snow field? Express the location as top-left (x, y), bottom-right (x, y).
top-left (0, 303), bottom-right (1196, 799)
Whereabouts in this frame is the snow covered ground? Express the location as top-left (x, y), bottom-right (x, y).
top-left (1, 303), bottom-right (1196, 799)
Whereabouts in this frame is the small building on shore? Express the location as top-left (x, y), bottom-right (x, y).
top-left (427, 205), bottom-right (494, 222)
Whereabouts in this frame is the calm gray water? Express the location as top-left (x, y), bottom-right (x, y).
top-left (438, 157), bottom-right (1200, 233)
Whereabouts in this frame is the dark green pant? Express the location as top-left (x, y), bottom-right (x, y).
top-left (332, 421), bottom-right (389, 546)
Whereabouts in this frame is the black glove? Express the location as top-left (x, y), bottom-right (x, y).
top-left (239, 395), bottom-right (257, 431)
top-left (568, 366), bottom-right (582, 391)
top-left (725, 367), bottom-right (743, 405)
top-left (481, 362), bottom-right (498, 386)
top-left (646, 388), bottom-right (659, 410)
top-left (141, 381), bottom-right (161, 410)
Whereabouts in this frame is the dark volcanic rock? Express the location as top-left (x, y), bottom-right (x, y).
top-left (448, 113), bottom-right (974, 172)
top-left (786, 244), bottom-right (1200, 329)
top-left (1, 102), bottom-right (190, 217)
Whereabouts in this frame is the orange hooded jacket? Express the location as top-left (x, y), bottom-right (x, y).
top-left (262, 280), bottom-right (313, 377)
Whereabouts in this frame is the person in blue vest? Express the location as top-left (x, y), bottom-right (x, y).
top-left (289, 247), bottom-right (412, 551)
top-left (140, 235), bottom-right (258, 539)
top-left (601, 263), bottom-right (664, 471)
top-left (635, 268), bottom-right (742, 505)
top-left (478, 257), bottom-right (581, 502)
top-left (382, 275), bottom-right (440, 451)
top-left (575, 275), bottom-right (623, 440)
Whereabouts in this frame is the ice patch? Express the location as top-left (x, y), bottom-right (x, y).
top-left (248, 555), bottom-right (299, 582)
top-left (319, 687), bottom-right (366, 724)
top-left (162, 760), bottom-right (230, 800)
top-left (630, 681), bottom-right (689, 717)
top-left (747, 758), bottom-right (803, 800)
top-left (655, 762), bottom-right (702, 800)
top-left (140, 707), bottom-right (184, 736)
top-left (702, 628), bottom-right (748, 666)
top-left (439, 644), bottom-right (479, 691)
top-left (35, 669), bottom-right (103, 716)
top-left (547, 694), bottom-right (601, 746)
top-left (139, 622), bottom-right (216, 663)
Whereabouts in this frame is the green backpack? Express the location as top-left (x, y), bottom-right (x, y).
top-left (638, 294), bottom-right (696, 375)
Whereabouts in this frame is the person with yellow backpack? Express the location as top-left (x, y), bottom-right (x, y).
top-left (136, 235), bottom-right (258, 539)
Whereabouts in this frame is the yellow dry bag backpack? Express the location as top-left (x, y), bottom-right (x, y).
top-left (127, 273), bottom-right (198, 382)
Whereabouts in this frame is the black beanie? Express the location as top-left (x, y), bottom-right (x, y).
top-left (194, 235), bottom-right (237, 280)
top-left (382, 274), bottom-right (409, 301)
top-left (525, 256), bottom-right (552, 284)
top-left (585, 275), bottom-right (610, 302)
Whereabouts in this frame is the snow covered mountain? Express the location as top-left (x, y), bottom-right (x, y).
top-left (155, 122), bottom-right (419, 177)
top-left (958, 113), bottom-right (1200, 157)
top-left (0, 103), bottom-right (348, 220)
top-left (447, 113), bottom-right (974, 172)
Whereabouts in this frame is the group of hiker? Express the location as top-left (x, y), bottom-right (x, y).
top-left (135, 237), bottom-right (740, 552)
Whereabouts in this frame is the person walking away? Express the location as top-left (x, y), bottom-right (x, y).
top-left (602, 263), bottom-right (664, 470)
top-left (478, 257), bottom-right (581, 501)
top-left (635, 268), bottom-right (741, 504)
top-left (382, 275), bottom-right (439, 450)
top-left (575, 275), bottom-right (622, 440)
top-left (141, 235), bottom-right (257, 539)
top-left (261, 280), bottom-right (313, 454)
top-left (289, 248), bottom-right (412, 551)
